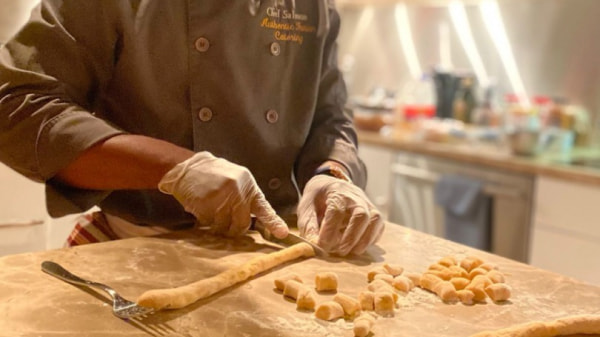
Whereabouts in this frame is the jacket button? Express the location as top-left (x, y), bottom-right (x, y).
top-left (265, 109), bottom-right (279, 123)
top-left (268, 178), bottom-right (282, 190)
top-left (195, 37), bottom-right (210, 52)
top-left (198, 107), bottom-right (213, 122)
top-left (270, 42), bottom-right (281, 56)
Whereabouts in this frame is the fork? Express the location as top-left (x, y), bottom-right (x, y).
top-left (41, 261), bottom-right (154, 319)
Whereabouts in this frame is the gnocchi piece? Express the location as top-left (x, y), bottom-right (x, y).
top-left (367, 266), bottom-right (388, 282)
top-left (485, 283), bottom-right (512, 302)
top-left (434, 281), bottom-right (458, 303)
top-left (460, 256), bottom-right (484, 272)
top-left (383, 263), bottom-right (404, 277)
top-left (438, 256), bottom-right (457, 267)
top-left (468, 267), bottom-right (488, 280)
top-left (367, 279), bottom-right (398, 302)
top-left (428, 263), bottom-right (448, 272)
top-left (449, 265), bottom-right (469, 279)
top-left (315, 301), bottom-right (345, 321)
top-left (419, 273), bottom-right (443, 292)
top-left (296, 288), bottom-right (317, 311)
top-left (358, 291), bottom-right (375, 311)
top-left (392, 275), bottom-right (414, 292)
top-left (471, 275), bottom-right (493, 289)
top-left (478, 262), bottom-right (498, 271)
top-left (427, 269), bottom-right (453, 281)
top-left (403, 272), bottom-right (422, 287)
top-left (487, 270), bottom-right (505, 284)
top-left (465, 282), bottom-right (487, 302)
top-left (283, 280), bottom-right (306, 300)
top-left (373, 273), bottom-right (394, 284)
top-left (333, 293), bottom-right (361, 318)
top-left (457, 289), bottom-right (475, 305)
top-left (374, 292), bottom-right (395, 317)
top-left (353, 313), bottom-right (376, 337)
top-left (450, 277), bottom-right (470, 291)
top-left (274, 273), bottom-right (303, 291)
top-left (315, 272), bottom-right (338, 292)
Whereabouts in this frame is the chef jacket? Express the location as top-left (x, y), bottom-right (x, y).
top-left (0, 0), bottom-right (366, 229)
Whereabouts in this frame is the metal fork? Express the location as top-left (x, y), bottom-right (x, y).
top-left (41, 261), bottom-right (154, 319)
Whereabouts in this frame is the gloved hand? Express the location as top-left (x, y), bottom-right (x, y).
top-left (158, 152), bottom-right (289, 238)
top-left (297, 174), bottom-right (385, 256)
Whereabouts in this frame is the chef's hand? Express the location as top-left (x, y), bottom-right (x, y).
top-left (158, 152), bottom-right (289, 238)
top-left (297, 174), bottom-right (385, 256)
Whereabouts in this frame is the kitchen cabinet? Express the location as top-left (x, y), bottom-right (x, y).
top-left (358, 142), bottom-right (535, 263)
top-left (529, 176), bottom-right (600, 285)
top-left (358, 143), bottom-right (394, 219)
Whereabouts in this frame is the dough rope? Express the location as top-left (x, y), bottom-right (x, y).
top-left (470, 315), bottom-right (600, 337)
top-left (137, 242), bottom-right (315, 309)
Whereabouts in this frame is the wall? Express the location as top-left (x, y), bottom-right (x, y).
top-left (0, 0), bottom-right (75, 255)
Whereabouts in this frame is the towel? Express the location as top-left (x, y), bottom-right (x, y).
top-left (434, 174), bottom-right (492, 251)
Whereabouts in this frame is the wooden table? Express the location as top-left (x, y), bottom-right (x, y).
top-left (1, 223), bottom-right (599, 336)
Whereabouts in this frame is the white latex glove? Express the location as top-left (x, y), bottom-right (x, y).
top-left (158, 152), bottom-right (289, 238)
top-left (297, 174), bottom-right (385, 256)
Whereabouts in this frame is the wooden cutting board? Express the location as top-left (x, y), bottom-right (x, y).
top-left (0, 223), bottom-right (599, 336)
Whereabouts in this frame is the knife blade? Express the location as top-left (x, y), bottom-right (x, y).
top-left (250, 217), bottom-right (328, 258)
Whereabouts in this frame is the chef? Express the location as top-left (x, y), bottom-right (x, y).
top-left (0, 0), bottom-right (384, 256)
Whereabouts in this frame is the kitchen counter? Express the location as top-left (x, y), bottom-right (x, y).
top-left (1, 224), bottom-right (599, 336)
top-left (358, 130), bottom-right (600, 185)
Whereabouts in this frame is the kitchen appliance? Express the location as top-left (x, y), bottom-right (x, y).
top-left (388, 152), bottom-right (534, 262)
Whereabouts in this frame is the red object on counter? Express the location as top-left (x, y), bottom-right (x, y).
top-left (403, 104), bottom-right (436, 120)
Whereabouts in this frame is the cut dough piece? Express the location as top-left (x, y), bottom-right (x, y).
top-left (465, 282), bottom-right (487, 302)
top-left (460, 256), bottom-right (484, 272)
top-left (392, 275), bottom-right (414, 292)
top-left (438, 256), bottom-right (457, 267)
top-left (403, 272), bottom-right (421, 287)
top-left (137, 242), bottom-right (315, 309)
top-left (469, 314), bottom-right (600, 337)
top-left (478, 263), bottom-right (498, 271)
top-left (427, 269), bottom-right (453, 281)
top-left (367, 279), bottom-right (398, 302)
top-left (428, 263), bottom-right (448, 272)
top-left (358, 291), bottom-right (375, 311)
top-left (333, 293), bottom-right (361, 318)
top-left (486, 270), bottom-right (505, 284)
top-left (450, 277), bottom-right (470, 291)
top-left (419, 273), bottom-right (443, 292)
top-left (434, 281), bottom-right (458, 302)
top-left (449, 266), bottom-right (469, 279)
top-left (274, 273), bottom-right (303, 291)
top-left (457, 289), bottom-right (475, 305)
top-left (373, 273), bottom-right (394, 284)
top-left (374, 292), bottom-right (395, 317)
top-left (468, 267), bottom-right (488, 280)
top-left (367, 266), bottom-right (388, 282)
top-left (471, 275), bottom-right (493, 289)
top-left (354, 313), bottom-right (376, 337)
top-left (315, 301), bottom-right (345, 321)
top-left (296, 288), bottom-right (317, 311)
top-left (383, 263), bottom-right (404, 277)
top-left (315, 272), bottom-right (338, 292)
top-left (283, 280), bottom-right (305, 300)
top-left (484, 283), bottom-right (511, 302)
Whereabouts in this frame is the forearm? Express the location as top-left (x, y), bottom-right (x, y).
top-left (55, 134), bottom-right (194, 190)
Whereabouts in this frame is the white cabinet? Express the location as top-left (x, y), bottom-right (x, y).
top-left (529, 176), bottom-right (600, 286)
top-left (0, 163), bottom-right (47, 255)
top-left (358, 143), bottom-right (394, 219)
